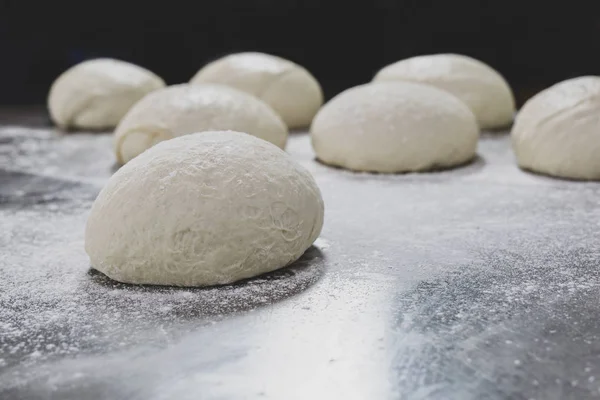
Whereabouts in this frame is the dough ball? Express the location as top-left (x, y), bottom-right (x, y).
top-left (114, 84), bottom-right (288, 164)
top-left (373, 54), bottom-right (515, 129)
top-left (311, 82), bottom-right (478, 173)
top-left (512, 76), bottom-right (600, 180)
top-left (48, 58), bottom-right (165, 130)
top-left (190, 52), bottom-right (323, 129)
top-left (86, 131), bottom-right (324, 287)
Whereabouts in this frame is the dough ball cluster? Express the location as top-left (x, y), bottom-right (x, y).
top-left (86, 131), bottom-right (324, 287)
top-left (49, 55), bottom-right (326, 287)
top-left (190, 52), bottom-right (323, 129)
top-left (67, 51), bottom-right (599, 288)
top-left (48, 58), bottom-right (165, 130)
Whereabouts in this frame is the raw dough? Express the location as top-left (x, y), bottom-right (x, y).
top-left (311, 82), bottom-right (478, 173)
top-left (373, 54), bottom-right (515, 129)
top-left (190, 52), bottom-right (323, 129)
top-left (86, 131), bottom-right (324, 287)
top-left (48, 58), bottom-right (165, 130)
top-left (512, 76), bottom-right (600, 180)
top-left (114, 84), bottom-right (288, 164)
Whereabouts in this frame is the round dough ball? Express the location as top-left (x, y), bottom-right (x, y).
top-left (114, 84), bottom-right (288, 164)
top-left (512, 76), bottom-right (600, 180)
top-left (311, 82), bottom-right (478, 173)
top-left (48, 58), bottom-right (165, 130)
top-left (190, 52), bottom-right (323, 129)
top-left (86, 131), bottom-right (324, 287)
top-left (373, 54), bottom-right (515, 129)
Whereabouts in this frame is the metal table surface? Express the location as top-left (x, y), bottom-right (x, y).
top-left (1, 110), bottom-right (600, 400)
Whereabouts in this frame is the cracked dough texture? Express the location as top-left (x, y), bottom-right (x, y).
top-left (512, 76), bottom-right (600, 180)
top-left (48, 58), bottom-right (165, 130)
top-left (190, 52), bottom-right (323, 129)
top-left (114, 83), bottom-right (288, 164)
top-left (86, 131), bottom-right (324, 287)
top-left (373, 54), bottom-right (515, 129)
top-left (311, 82), bottom-right (478, 173)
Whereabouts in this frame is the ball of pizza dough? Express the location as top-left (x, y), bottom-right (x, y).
top-left (311, 82), bottom-right (478, 173)
top-left (512, 76), bottom-right (600, 180)
top-left (190, 52), bottom-right (323, 129)
top-left (114, 84), bottom-right (288, 164)
top-left (48, 58), bottom-right (165, 130)
top-left (86, 131), bottom-right (324, 287)
top-left (373, 54), bottom-right (515, 129)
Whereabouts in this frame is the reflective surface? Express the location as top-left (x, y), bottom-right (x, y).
top-left (2, 112), bottom-right (600, 399)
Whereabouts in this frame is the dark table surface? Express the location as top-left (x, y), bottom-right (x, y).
top-left (1, 110), bottom-right (600, 400)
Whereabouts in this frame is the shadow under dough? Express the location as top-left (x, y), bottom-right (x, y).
top-left (86, 245), bottom-right (326, 319)
top-left (314, 153), bottom-right (486, 176)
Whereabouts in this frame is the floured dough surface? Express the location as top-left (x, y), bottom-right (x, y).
top-left (373, 54), bottom-right (515, 129)
top-left (311, 82), bottom-right (478, 173)
top-left (512, 76), bottom-right (600, 180)
top-left (85, 131), bottom-right (324, 287)
top-left (48, 58), bottom-right (165, 130)
top-left (190, 52), bottom-right (323, 129)
top-left (114, 84), bottom-right (288, 164)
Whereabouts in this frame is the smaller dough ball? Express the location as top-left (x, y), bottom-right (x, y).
top-left (373, 54), bottom-right (515, 129)
top-left (48, 58), bottom-right (165, 130)
top-left (311, 82), bottom-right (478, 173)
top-left (85, 131), bottom-right (324, 287)
top-left (512, 76), bottom-right (600, 180)
top-left (114, 84), bottom-right (288, 164)
top-left (190, 52), bottom-right (323, 129)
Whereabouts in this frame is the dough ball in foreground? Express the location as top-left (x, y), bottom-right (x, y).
top-left (512, 76), bottom-right (600, 180)
top-left (311, 82), bottom-right (479, 173)
top-left (373, 54), bottom-right (515, 129)
top-left (48, 58), bottom-right (165, 130)
top-left (190, 52), bottom-right (323, 129)
top-left (85, 131), bottom-right (324, 287)
top-left (114, 84), bottom-right (287, 164)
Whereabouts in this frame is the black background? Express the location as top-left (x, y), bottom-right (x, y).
top-left (1, 0), bottom-right (599, 106)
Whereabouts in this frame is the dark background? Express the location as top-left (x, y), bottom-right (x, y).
top-left (1, 0), bottom-right (599, 107)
